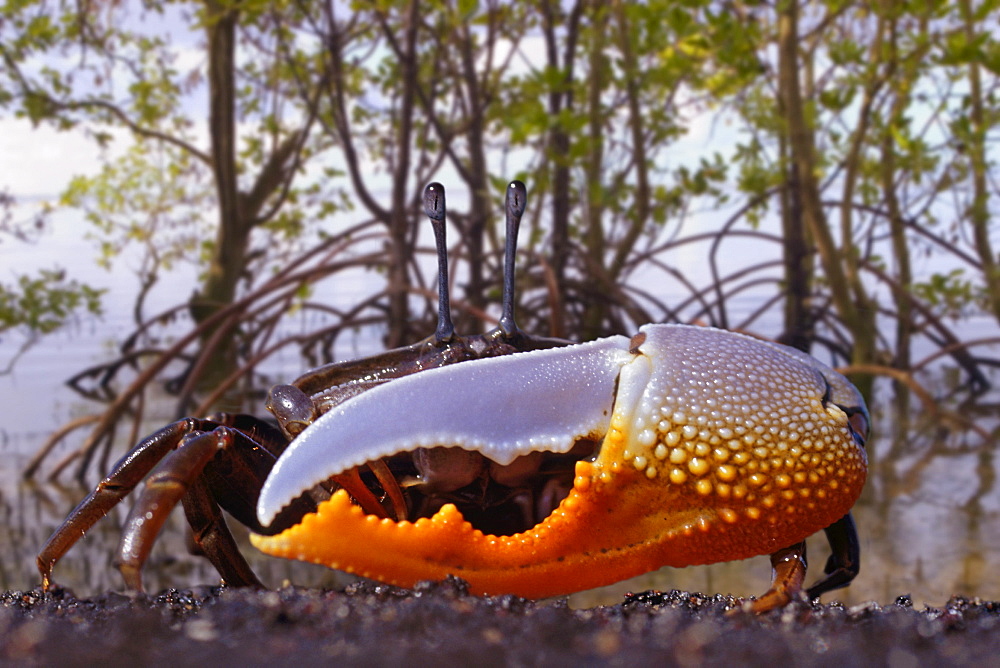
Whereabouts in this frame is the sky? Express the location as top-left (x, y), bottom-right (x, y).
top-left (1, 118), bottom-right (110, 201)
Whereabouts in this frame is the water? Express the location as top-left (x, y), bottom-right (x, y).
top-left (1, 234), bottom-right (998, 608)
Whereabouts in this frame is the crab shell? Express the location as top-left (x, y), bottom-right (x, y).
top-left (251, 324), bottom-right (868, 597)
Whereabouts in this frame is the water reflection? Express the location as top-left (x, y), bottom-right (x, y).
top-left (3, 370), bottom-right (998, 609)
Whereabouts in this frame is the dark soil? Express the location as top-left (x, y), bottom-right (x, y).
top-left (2, 578), bottom-right (998, 667)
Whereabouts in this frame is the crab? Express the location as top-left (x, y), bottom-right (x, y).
top-left (38, 181), bottom-right (869, 613)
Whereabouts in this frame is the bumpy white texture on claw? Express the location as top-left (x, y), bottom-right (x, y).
top-left (257, 335), bottom-right (632, 526)
top-left (619, 325), bottom-right (866, 488)
top-left (757, 339), bottom-right (864, 415)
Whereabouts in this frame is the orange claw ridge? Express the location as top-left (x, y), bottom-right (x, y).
top-left (252, 412), bottom-right (866, 598)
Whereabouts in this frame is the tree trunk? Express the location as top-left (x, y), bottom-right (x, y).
top-left (776, 0), bottom-right (874, 391)
top-left (189, 1), bottom-right (247, 395)
top-left (384, 0), bottom-right (420, 347)
top-left (958, 0), bottom-right (1000, 322)
top-left (581, 2), bottom-right (608, 338)
top-left (456, 16), bottom-right (490, 330)
top-left (881, 11), bottom-right (913, 369)
top-left (540, 0), bottom-right (581, 335)
top-left (778, 130), bottom-right (814, 353)
top-left (189, 1), bottom-right (308, 395)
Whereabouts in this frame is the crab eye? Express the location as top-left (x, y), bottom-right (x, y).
top-left (267, 384), bottom-right (317, 437)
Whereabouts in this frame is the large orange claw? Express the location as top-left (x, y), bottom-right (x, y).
top-left (252, 324), bottom-right (868, 600)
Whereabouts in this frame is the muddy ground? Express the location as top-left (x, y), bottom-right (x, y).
top-left (1, 579), bottom-right (997, 666)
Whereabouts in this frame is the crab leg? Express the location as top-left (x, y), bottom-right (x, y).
top-left (37, 418), bottom-right (204, 589)
top-left (364, 459), bottom-right (409, 520)
top-left (117, 428), bottom-right (237, 591)
top-left (329, 467), bottom-right (391, 519)
top-left (735, 512), bottom-right (860, 612)
top-left (182, 475), bottom-right (264, 589)
top-left (116, 422), bottom-right (308, 591)
top-left (736, 541), bottom-right (808, 613)
top-left (806, 512), bottom-right (860, 599)
top-left (39, 413), bottom-right (316, 592)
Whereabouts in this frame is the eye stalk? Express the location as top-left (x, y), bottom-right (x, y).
top-left (423, 182), bottom-right (454, 345)
top-left (425, 179), bottom-right (530, 344)
top-left (499, 180), bottom-right (527, 339)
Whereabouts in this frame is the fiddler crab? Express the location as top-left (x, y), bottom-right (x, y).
top-left (38, 182), bottom-right (869, 613)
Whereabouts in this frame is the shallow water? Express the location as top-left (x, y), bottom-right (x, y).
top-left (1, 291), bottom-right (998, 609)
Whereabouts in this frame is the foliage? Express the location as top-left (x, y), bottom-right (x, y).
top-left (0, 192), bottom-right (103, 353)
top-left (0, 1), bottom-right (997, 479)
top-left (0, 0), bottom-right (348, 335)
top-left (0, 270), bottom-right (102, 375)
top-left (0, 270), bottom-right (102, 336)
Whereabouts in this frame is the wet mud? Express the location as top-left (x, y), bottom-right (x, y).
top-left (2, 578), bottom-right (998, 666)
